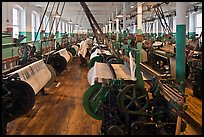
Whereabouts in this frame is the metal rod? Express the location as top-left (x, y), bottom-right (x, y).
top-left (80, 2), bottom-right (117, 57)
top-left (44, 2), bottom-right (56, 33)
top-left (33, 2), bottom-right (49, 46)
top-left (49, 2), bottom-right (60, 37)
top-left (55, 2), bottom-right (66, 35)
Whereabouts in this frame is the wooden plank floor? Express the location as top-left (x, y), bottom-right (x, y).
top-left (6, 57), bottom-right (101, 135)
top-left (180, 88), bottom-right (202, 135)
top-left (6, 56), bottom-right (202, 135)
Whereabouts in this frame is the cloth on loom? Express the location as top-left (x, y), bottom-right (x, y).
top-left (152, 41), bottom-right (163, 47)
top-left (90, 49), bottom-right (112, 61)
top-left (9, 60), bottom-right (51, 94)
top-left (87, 62), bottom-right (131, 85)
top-left (55, 48), bottom-right (71, 62)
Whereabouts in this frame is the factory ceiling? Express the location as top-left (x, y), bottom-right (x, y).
top-left (29, 2), bottom-right (202, 30)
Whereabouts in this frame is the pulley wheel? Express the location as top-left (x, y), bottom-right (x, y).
top-left (18, 44), bottom-right (31, 57)
top-left (83, 83), bottom-right (109, 120)
top-left (47, 54), bottom-right (67, 74)
top-left (4, 80), bottom-right (35, 122)
top-left (107, 125), bottom-right (124, 135)
top-left (89, 56), bottom-right (103, 69)
top-left (130, 119), bottom-right (149, 135)
top-left (101, 119), bottom-right (125, 135)
top-left (117, 84), bottom-right (149, 115)
top-left (72, 45), bottom-right (79, 55)
top-left (67, 47), bottom-right (76, 56)
top-left (45, 64), bottom-right (56, 87)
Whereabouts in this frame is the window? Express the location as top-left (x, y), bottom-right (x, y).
top-left (142, 23), bottom-right (145, 33)
top-left (57, 20), bottom-right (61, 38)
top-left (172, 16), bottom-right (176, 33)
top-left (68, 24), bottom-right (71, 34)
top-left (58, 20), bottom-right (61, 33)
top-left (195, 13), bottom-right (202, 37)
top-left (31, 11), bottom-right (39, 41)
top-left (13, 8), bottom-right (19, 38)
top-left (65, 23), bottom-right (68, 33)
top-left (53, 19), bottom-right (56, 34)
top-left (153, 20), bottom-right (158, 35)
top-left (44, 15), bottom-right (49, 33)
top-left (62, 22), bottom-right (65, 33)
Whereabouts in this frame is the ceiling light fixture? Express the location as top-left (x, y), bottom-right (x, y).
top-left (116, 14), bottom-right (123, 18)
top-left (68, 20), bottom-right (73, 24)
top-left (192, 6), bottom-right (198, 14)
top-left (109, 19), bottom-right (112, 24)
top-left (54, 12), bottom-right (61, 18)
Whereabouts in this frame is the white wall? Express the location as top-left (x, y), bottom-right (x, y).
top-left (2, 2), bottom-right (70, 33)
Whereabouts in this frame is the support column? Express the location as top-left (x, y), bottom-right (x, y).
top-left (105, 24), bottom-right (108, 34)
top-left (112, 13), bottom-right (114, 33)
top-left (133, 24), bottom-right (136, 34)
top-left (186, 14), bottom-right (189, 37)
top-left (158, 20), bottom-right (162, 37)
top-left (108, 20), bottom-right (112, 39)
top-left (70, 24), bottom-right (73, 34)
top-left (189, 12), bottom-right (196, 38)
top-left (68, 24), bottom-right (71, 37)
top-left (103, 26), bottom-right (105, 34)
top-left (137, 2), bottom-right (143, 61)
top-left (123, 2), bottom-right (126, 33)
top-left (176, 2), bottom-right (187, 83)
top-left (109, 21), bottom-right (112, 33)
top-left (116, 18), bottom-right (119, 41)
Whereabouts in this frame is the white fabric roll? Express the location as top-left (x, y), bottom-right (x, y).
top-left (9, 59), bottom-right (51, 94)
top-left (55, 48), bottom-right (71, 62)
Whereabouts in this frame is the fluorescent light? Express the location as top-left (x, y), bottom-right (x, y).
top-left (116, 14), bottom-right (123, 18)
top-left (109, 20), bottom-right (112, 24)
top-left (54, 12), bottom-right (61, 18)
top-left (68, 20), bottom-right (73, 24)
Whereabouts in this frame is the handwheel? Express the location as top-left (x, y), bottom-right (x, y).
top-left (67, 47), bottom-right (76, 56)
top-left (18, 44), bottom-right (31, 57)
top-left (117, 84), bottom-right (149, 115)
top-left (83, 83), bottom-right (109, 120)
top-left (3, 80), bottom-right (35, 122)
